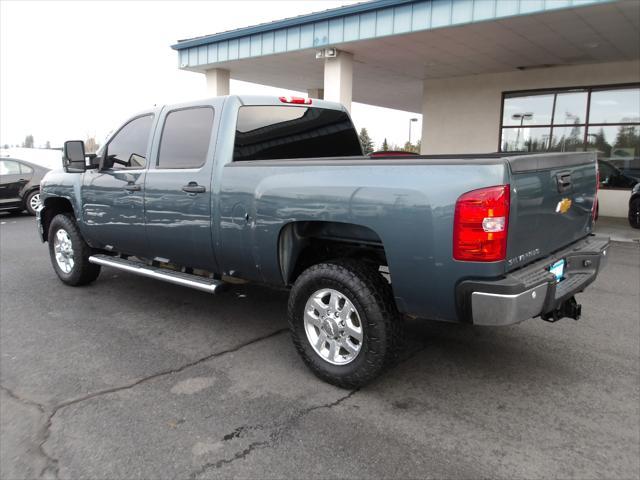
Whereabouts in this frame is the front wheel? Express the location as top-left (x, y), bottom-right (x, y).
top-left (288, 260), bottom-right (402, 388)
top-left (48, 213), bottom-right (101, 285)
top-left (629, 198), bottom-right (640, 229)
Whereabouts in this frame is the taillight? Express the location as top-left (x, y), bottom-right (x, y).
top-left (279, 96), bottom-right (312, 105)
top-left (453, 185), bottom-right (510, 262)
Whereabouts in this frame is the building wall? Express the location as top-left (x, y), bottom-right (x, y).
top-left (420, 60), bottom-right (640, 217)
top-left (421, 60), bottom-right (640, 155)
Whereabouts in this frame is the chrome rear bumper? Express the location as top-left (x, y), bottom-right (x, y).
top-left (458, 235), bottom-right (610, 326)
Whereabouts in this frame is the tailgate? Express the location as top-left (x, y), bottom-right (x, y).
top-left (505, 152), bottom-right (597, 272)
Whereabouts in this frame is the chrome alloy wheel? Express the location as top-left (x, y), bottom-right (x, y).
top-left (303, 288), bottom-right (363, 365)
top-left (53, 228), bottom-right (74, 273)
top-left (29, 193), bottom-right (41, 212)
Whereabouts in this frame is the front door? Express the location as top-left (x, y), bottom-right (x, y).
top-left (81, 113), bottom-right (156, 255)
top-left (144, 103), bottom-right (218, 270)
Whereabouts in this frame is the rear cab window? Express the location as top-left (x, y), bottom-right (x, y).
top-left (233, 106), bottom-right (362, 161)
top-left (157, 107), bottom-right (215, 169)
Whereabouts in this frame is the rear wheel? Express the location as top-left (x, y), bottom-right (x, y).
top-left (288, 259), bottom-right (402, 388)
top-left (48, 213), bottom-right (101, 285)
top-left (25, 190), bottom-right (41, 216)
top-left (629, 198), bottom-right (640, 229)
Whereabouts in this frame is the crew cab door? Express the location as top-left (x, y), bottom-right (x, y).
top-left (144, 101), bottom-right (219, 271)
top-left (81, 113), bottom-right (156, 255)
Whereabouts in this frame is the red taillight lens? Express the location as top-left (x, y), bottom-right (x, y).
top-left (279, 96), bottom-right (312, 105)
top-left (453, 185), bottom-right (510, 262)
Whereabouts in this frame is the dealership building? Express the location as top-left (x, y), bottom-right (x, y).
top-left (172, 0), bottom-right (640, 217)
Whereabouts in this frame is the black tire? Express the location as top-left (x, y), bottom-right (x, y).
top-left (629, 198), bottom-right (640, 229)
top-left (288, 259), bottom-right (402, 389)
top-left (48, 213), bottom-right (101, 286)
top-left (24, 190), bottom-right (40, 216)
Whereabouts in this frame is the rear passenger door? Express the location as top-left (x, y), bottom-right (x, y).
top-left (144, 102), bottom-right (219, 271)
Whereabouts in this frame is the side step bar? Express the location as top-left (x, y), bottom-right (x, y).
top-left (89, 254), bottom-right (224, 294)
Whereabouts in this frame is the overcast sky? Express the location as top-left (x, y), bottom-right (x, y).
top-left (0, 0), bottom-right (422, 151)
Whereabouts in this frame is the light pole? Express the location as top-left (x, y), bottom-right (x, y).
top-left (511, 112), bottom-right (533, 149)
top-left (408, 117), bottom-right (418, 147)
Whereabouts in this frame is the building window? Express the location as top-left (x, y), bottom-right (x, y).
top-left (500, 84), bottom-right (640, 189)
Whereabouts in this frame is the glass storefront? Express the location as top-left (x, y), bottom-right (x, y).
top-left (500, 85), bottom-right (640, 189)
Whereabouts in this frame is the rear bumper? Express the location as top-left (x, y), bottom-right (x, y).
top-left (457, 235), bottom-right (610, 326)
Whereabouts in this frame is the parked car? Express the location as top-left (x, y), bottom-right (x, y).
top-left (37, 96), bottom-right (609, 387)
top-left (0, 157), bottom-right (49, 215)
top-left (598, 159), bottom-right (638, 189)
top-left (629, 183), bottom-right (640, 229)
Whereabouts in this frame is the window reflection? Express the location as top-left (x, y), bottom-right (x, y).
top-left (553, 91), bottom-right (587, 125)
top-left (589, 88), bottom-right (640, 124)
top-left (587, 125), bottom-right (640, 187)
top-left (501, 127), bottom-right (550, 152)
top-left (502, 94), bottom-right (553, 126)
top-left (549, 125), bottom-right (585, 152)
top-left (500, 85), bottom-right (639, 188)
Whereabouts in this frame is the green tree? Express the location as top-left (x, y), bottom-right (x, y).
top-left (587, 127), bottom-right (609, 156)
top-left (22, 135), bottom-right (34, 148)
top-left (358, 128), bottom-right (374, 155)
top-left (381, 138), bottom-right (389, 151)
top-left (614, 125), bottom-right (640, 153)
top-left (403, 141), bottom-right (420, 153)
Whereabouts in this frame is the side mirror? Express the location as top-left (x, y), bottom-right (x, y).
top-left (63, 140), bottom-right (87, 173)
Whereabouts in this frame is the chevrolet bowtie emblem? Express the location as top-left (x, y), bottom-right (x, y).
top-left (556, 198), bottom-right (572, 214)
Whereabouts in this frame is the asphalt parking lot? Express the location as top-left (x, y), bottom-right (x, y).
top-left (1, 213), bottom-right (639, 480)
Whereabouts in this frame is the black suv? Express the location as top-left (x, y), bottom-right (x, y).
top-left (0, 158), bottom-right (50, 215)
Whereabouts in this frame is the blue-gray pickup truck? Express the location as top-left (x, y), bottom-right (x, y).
top-left (37, 95), bottom-right (609, 387)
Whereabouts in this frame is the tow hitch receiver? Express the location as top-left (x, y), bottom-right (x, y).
top-left (542, 296), bottom-right (582, 322)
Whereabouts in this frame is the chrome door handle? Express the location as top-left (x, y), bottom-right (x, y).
top-left (182, 183), bottom-right (206, 194)
top-left (124, 184), bottom-right (141, 192)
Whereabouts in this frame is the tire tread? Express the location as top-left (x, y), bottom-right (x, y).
top-left (288, 259), bottom-right (403, 388)
top-left (48, 213), bottom-right (101, 286)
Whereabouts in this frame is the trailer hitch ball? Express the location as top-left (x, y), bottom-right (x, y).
top-left (541, 296), bottom-right (582, 322)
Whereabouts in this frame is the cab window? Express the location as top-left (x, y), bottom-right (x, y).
top-left (157, 107), bottom-right (214, 169)
top-left (233, 106), bottom-right (362, 161)
top-left (105, 114), bottom-right (154, 170)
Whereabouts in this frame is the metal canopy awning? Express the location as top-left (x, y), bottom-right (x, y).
top-left (172, 0), bottom-right (640, 112)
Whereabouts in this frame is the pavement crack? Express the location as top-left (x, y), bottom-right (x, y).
top-left (36, 327), bottom-right (287, 480)
top-left (188, 338), bottom-right (425, 478)
top-left (0, 385), bottom-right (59, 479)
top-left (0, 384), bottom-right (46, 413)
top-left (189, 388), bottom-right (358, 478)
top-left (55, 327), bottom-right (288, 411)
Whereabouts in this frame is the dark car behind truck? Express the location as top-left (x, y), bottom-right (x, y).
top-left (37, 95), bottom-right (609, 387)
top-left (0, 157), bottom-right (48, 215)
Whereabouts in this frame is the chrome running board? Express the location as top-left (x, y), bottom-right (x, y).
top-left (89, 254), bottom-right (224, 294)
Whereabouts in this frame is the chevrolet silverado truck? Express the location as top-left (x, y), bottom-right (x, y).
top-left (37, 95), bottom-right (609, 387)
